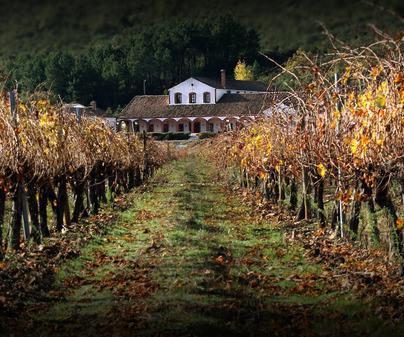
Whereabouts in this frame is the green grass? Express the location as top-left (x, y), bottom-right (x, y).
top-left (16, 155), bottom-right (404, 337)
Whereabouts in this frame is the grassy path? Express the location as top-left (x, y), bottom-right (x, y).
top-left (20, 156), bottom-right (401, 337)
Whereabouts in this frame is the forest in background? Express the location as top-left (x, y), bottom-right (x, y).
top-left (0, 0), bottom-right (402, 111)
top-left (0, 0), bottom-right (402, 56)
top-left (2, 17), bottom-right (267, 111)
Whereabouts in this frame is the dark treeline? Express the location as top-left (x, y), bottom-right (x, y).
top-left (4, 16), bottom-right (278, 112)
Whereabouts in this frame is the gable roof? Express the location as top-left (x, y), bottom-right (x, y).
top-left (192, 76), bottom-right (268, 91)
top-left (118, 92), bottom-right (292, 119)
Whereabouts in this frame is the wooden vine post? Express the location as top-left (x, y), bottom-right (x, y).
top-left (143, 131), bottom-right (148, 179)
top-left (335, 73), bottom-right (344, 238)
top-left (278, 166), bottom-right (282, 205)
top-left (0, 186), bottom-right (5, 259)
top-left (297, 113), bottom-right (310, 221)
top-left (9, 91), bottom-right (31, 249)
top-left (301, 153), bottom-right (308, 220)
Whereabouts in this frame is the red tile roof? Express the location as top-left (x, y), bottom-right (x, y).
top-left (118, 92), bottom-right (291, 119)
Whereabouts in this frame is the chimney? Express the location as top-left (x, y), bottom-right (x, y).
top-left (220, 69), bottom-right (226, 89)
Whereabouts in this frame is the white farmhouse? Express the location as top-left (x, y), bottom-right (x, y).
top-left (118, 70), bottom-right (284, 134)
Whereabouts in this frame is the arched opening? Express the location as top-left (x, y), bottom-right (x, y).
top-left (208, 122), bottom-right (214, 132)
top-left (174, 93), bottom-right (182, 104)
top-left (193, 121), bottom-right (201, 133)
top-left (147, 119), bottom-right (165, 133)
top-left (177, 118), bottom-right (191, 133)
top-left (207, 117), bottom-right (222, 133)
top-left (118, 120), bottom-right (131, 132)
top-left (203, 92), bottom-right (211, 103)
top-left (189, 92), bottom-right (196, 104)
top-left (160, 118), bottom-right (176, 133)
top-left (133, 120), bottom-right (140, 132)
top-left (192, 118), bottom-right (208, 133)
top-left (224, 117), bottom-right (239, 131)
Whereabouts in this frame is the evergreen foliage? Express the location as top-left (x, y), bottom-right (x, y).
top-left (2, 16), bottom-right (259, 110)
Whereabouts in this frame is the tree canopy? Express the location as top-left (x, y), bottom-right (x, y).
top-left (3, 16), bottom-right (260, 111)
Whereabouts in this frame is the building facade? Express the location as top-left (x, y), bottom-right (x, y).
top-left (118, 70), bottom-right (274, 133)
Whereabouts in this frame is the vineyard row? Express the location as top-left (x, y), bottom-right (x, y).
top-left (209, 36), bottom-right (403, 259)
top-left (0, 92), bottom-right (171, 258)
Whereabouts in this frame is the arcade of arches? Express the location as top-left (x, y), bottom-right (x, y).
top-left (117, 116), bottom-right (254, 133)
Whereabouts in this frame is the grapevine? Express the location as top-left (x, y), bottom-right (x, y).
top-left (0, 91), bottom-right (171, 257)
top-left (208, 33), bottom-right (403, 256)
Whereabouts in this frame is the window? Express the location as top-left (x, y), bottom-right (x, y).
top-left (174, 93), bottom-right (182, 104)
top-left (208, 123), bottom-right (214, 132)
top-left (163, 123), bottom-right (169, 133)
top-left (178, 123), bottom-right (184, 132)
top-left (148, 124), bottom-right (154, 132)
top-left (203, 92), bottom-right (211, 103)
top-left (189, 92), bottom-right (196, 104)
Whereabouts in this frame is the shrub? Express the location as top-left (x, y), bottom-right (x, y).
top-left (198, 132), bottom-right (216, 139)
top-left (150, 132), bottom-right (190, 141)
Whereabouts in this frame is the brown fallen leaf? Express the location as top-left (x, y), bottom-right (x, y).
top-left (215, 255), bottom-right (225, 265)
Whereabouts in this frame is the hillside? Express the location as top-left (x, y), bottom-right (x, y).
top-left (0, 0), bottom-right (402, 57)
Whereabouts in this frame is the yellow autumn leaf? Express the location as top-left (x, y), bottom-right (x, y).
top-left (18, 103), bottom-right (27, 112)
top-left (37, 99), bottom-right (48, 107)
top-left (360, 135), bottom-right (370, 147)
top-left (342, 67), bottom-right (351, 85)
top-left (317, 163), bottom-right (327, 177)
top-left (375, 95), bottom-right (386, 109)
top-left (241, 158), bottom-right (248, 168)
top-left (332, 109), bottom-right (341, 120)
top-left (350, 139), bottom-right (359, 155)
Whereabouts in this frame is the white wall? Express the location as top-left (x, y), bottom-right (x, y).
top-left (168, 121), bottom-right (177, 132)
top-left (215, 122), bottom-right (222, 133)
top-left (199, 120), bottom-right (207, 133)
top-left (169, 78), bottom-right (216, 105)
top-left (104, 118), bottom-right (117, 131)
top-left (169, 77), bottom-right (266, 104)
top-left (212, 120), bottom-right (222, 133)
top-left (152, 120), bottom-right (163, 132)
